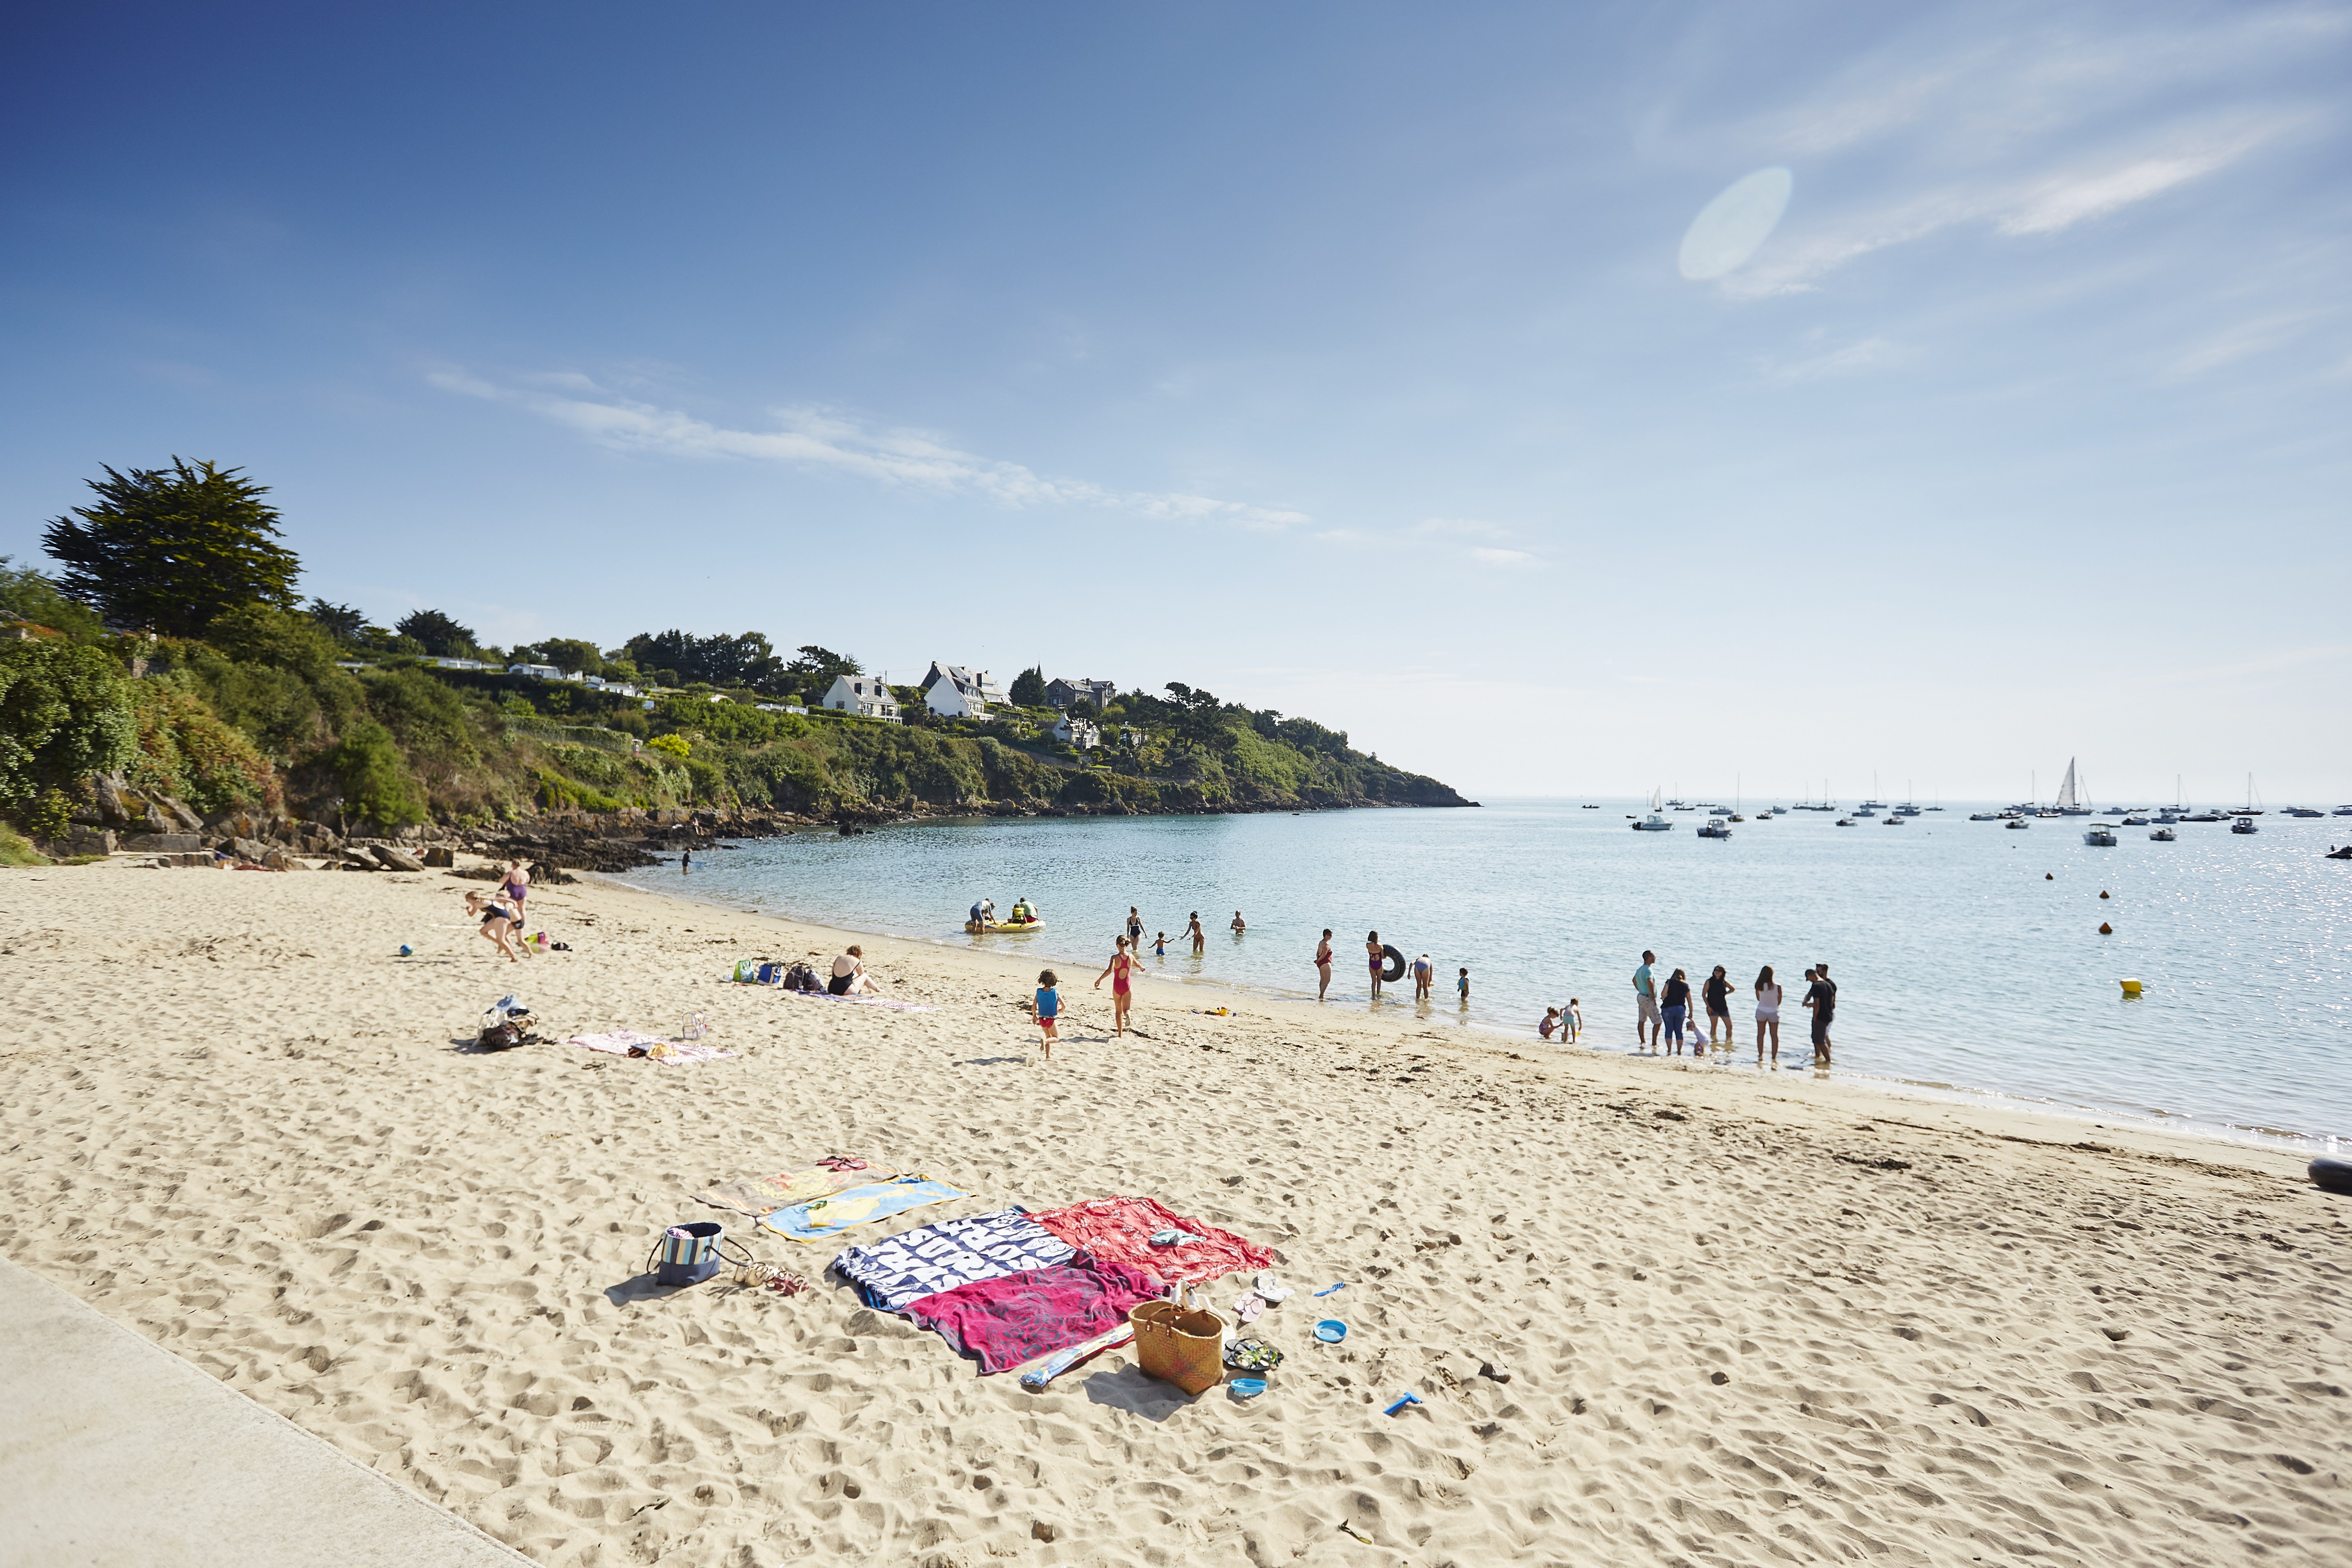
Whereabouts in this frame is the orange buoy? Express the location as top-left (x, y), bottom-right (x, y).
top-left (2098, 921), bottom-right (2113, 935)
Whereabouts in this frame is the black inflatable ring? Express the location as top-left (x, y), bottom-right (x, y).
top-left (1380, 944), bottom-right (1406, 983)
top-left (2312, 1156), bottom-right (2352, 1196)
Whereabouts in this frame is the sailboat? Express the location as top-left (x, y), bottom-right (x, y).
top-left (2230, 773), bottom-right (2264, 816)
top-left (1634, 786), bottom-right (1673, 831)
top-left (2051, 757), bottom-right (2091, 816)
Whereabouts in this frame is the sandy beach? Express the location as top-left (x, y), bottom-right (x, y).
top-left (1, 857), bottom-right (2346, 1567)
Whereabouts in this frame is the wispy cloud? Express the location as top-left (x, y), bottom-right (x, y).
top-left (1470, 546), bottom-right (1541, 567)
top-left (1765, 335), bottom-right (1904, 383)
top-left (428, 368), bottom-right (1312, 529)
top-left (2166, 311), bottom-right (2329, 380)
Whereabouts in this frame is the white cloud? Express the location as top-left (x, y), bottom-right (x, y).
top-left (1767, 335), bottom-right (1904, 383)
top-left (1996, 135), bottom-right (2271, 236)
top-left (428, 368), bottom-right (1312, 530)
top-left (2165, 311), bottom-right (2327, 379)
top-left (1412, 517), bottom-right (1515, 539)
top-left (1470, 546), bottom-right (1541, 567)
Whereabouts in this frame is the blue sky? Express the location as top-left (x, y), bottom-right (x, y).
top-left (4, 2), bottom-right (2347, 801)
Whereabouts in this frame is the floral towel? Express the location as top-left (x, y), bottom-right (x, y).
top-left (831, 1207), bottom-right (1074, 1312)
top-left (905, 1256), bottom-right (1164, 1374)
top-left (1029, 1195), bottom-right (1274, 1286)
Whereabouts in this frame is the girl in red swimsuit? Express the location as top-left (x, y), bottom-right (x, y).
top-left (1095, 935), bottom-right (1141, 1036)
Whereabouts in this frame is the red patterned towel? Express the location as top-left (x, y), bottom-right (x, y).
top-left (1030, 1195), bottom-right (1274, 1286)
top-left (903, 1256), bottom-right (1164, 1374)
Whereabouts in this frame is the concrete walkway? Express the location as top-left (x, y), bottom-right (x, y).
top-left (0, 1255), bottom-right (534, 1568)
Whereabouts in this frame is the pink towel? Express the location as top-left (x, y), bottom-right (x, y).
top-left (902, 1256), bottom-right (1164, 1374)
top-left (1029, 1195), bottom-right (1275, 1286)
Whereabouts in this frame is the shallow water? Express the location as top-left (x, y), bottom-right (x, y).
top-left (621, 800), bottom-right (2352, 1149)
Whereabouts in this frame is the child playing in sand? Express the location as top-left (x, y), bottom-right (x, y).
top-left (1032, 969), bottom-right (1060, 1060)
top-left (1540, 1006), bottom-right (1561, 1040)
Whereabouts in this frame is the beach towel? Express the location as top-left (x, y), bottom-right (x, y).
top-left (568, 1031), bottom-right (739, 1065)
top-left (904, 1256), bottom-right (1164, 1374)
top-left (693, 1160), bottom-right (903, 1218)
top-left (758, 1175), bottom-right (967, 1242)
top-left (831, 1207), bottom-right (1074, 1312)
top-left (1030, 1195), bottom-right (1275, 1286)
top-left (775, 990), bottom-right (940, 1014)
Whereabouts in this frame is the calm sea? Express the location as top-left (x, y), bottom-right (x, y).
top-left (617, 800), bottom-right (2352, 1151)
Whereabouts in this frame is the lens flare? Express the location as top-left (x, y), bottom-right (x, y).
top-left (1678, 167), bottom-right (1794, 281)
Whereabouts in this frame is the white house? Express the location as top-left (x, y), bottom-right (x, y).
top-left (822, 674), bottom-right (900, 722)
top-left (1053, 715), bottom-right (1102, 750)
top-left (922, 662), bottom-right (1004, 719)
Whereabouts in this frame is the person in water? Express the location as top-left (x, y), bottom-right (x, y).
top-left (1095, 935), bottom-right (1142, 1036)
top-left (1633, 951), bottom-right (1661, 1051)
top-left (1230, 911), bottom-right (1247, 935)
top-left (1009, 897), bottom-right (1039, 926)
top-left (1153, 931), bottom-right (1167, 957)
top-left (1411, 953), bottom-right (1434, 1000)
top-left (1703, 965), bottom-right (1735, 1049)
top-left (1566, 998), bottom-right (1581, 1043)
top-left (1659, 967), bottom-right (1692, 1054)
top-left (1315, 929), bottom-right (1334, 1001)
top-left (1804, 962), bottom-right (1837, 1065)
top-left (1366, 930), bottom-right (1388, 998)
top-left (1127, 906), bottom-right (1144, 948)
top-left (1184, 912), bottom-right (1205, 954)
top-left (1753, 965), bottom-right (1783, 1065)
top-left (1457, 966), bottom-right (1470, 1005)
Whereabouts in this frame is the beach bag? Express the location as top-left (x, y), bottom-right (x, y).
top-left (647, 1221), bottom-right (753, 1287)
top-left (755, 961), bottom-right (784, 985)
top-left (1131, 1290), bottom-right (1229, 1395)
top-left (734, 959), bottom-right (761, 983)
top-left (784, 963), bottom-right (820, 993)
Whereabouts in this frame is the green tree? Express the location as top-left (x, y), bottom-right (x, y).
top-left (539, 637), bottom-right (604, 677)
top-left (305, 599), bottom-right (368, 644)
top-left (326, 717), bottom-right (425, 828)
top-left (783, 644), bottom-right (860, 700)
top-left (0, 639), bottom-right (138, 819)
top-left (394, 609), bottom-right (476, 658)
top-left (0, 557), bottom-right (108, 642)
top-left (1009, 665), bottom-right (1047, 707)
top-left (42, 459), bottom-right (301, 636)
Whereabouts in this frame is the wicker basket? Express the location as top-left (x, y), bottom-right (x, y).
top-left (1130, 1298), bottom-right (1229, 1395)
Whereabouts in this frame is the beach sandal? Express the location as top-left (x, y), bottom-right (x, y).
top-left (1252, 1270), bottom-right (1292, 1303)
top-left (1224, 1337), bottom-right (1283, 1372)
top-left (1233, 1292), bottom-right (1265, 1325)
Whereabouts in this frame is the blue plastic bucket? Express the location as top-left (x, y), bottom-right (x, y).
top-left (655, 1221), bottom-right (724, 1286)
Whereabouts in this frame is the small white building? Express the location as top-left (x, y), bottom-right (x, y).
top-left (822, 674), bottom-right (901, 722)
top-left (1054, 715), bottom-right (1102, 750)
top-left (922, 662), bottom-right (1004, 719)
top-left (506, 663), bottom-right (563, 680)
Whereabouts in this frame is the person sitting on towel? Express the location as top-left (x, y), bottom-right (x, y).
top-left (829, 945), bottom-right (881, 995)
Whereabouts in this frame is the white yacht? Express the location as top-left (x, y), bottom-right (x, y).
top-left (1634, 787), bottom-right (1673, 831)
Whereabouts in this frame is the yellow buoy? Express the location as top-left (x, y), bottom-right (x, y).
top-left (2119, 978), bottom-right (2143, 997)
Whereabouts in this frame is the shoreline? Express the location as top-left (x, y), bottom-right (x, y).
top-left (599, 865), bottom-right (2334, 1171)
top-left (4, 858), bottom-right (2343, 1565)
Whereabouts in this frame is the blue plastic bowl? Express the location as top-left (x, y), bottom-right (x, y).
top-left (1229, 1377), bottom-right (1267, 1399)
top-left (1314, 1319), bottom-right (1348, 1343)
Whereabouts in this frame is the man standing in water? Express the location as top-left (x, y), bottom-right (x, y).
top-left (1804, 962), bottom-right (1837, 1065)
top-left (1633, 951), bottom-right (1661, 1051)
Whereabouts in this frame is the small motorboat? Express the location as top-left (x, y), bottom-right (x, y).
top-left (2006, 818), bottom-right (2029, 829)
top-left (2150, 827), bottom-right (2176, 841)
top-left (1969, 811), bottom-right (1998, 821)
top-left (2102, 806), bottom-right (2130, 816)
top-left (1633, 812), bottom-right (1673, 831)
top-left (2187, 813), bottom-right (2224, 822)
top-left (1884, 815), bottom-right (1905, 825)
top-left (1855, 806), bottom-right (1878, 818)
top-left (2334, 806), bottom-right (2352, 816)
top-left (2083, 827), bottom-right (2117, 846)
top-left (2232, 817), bottom-right (2258, 835)
top-left (2328, 845), bottom-right (2352, 859)
top-left (1581, 804), bottom-right (1599, 809)
top-left (1835, 817), bottom-right (1857, 826)
top-left (2284, 806), bottom-right (2324, 818)
top-left (1697, 817), bottom-right (1732, 838)
top-left (2153, 812), bottom-right (2179, 824)
top-left (2122, 816), bottom-right (2149, 826)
